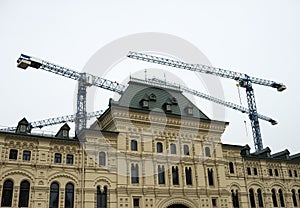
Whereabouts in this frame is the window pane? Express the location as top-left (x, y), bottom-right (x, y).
top-left (229, 162), bottom-right (234, 174)
top-left (49, 182), bottom-right (59, 208)
top-left (131, 140), bottom-right (137, 151)
top-left (99, 152), bottom-right (106, 166)
top-left (131, 164), bottom-right (139, 184)
top-left (23, 150), bottom-right (31, 161)
top-left (65, 183), bottom-right (74, 208)
top-left (205, 147), bottom-right (210, 157)
top-left (158, 165), bottom-right (165, 184)
top-left (1, 180), bottom-right (13, 207)
top-left (54, 153), bottom-right (62, 163)
top-left (172, 166), bottom-right (179, 185)
top-left (9, 149), bottom-right (18, 160)
top-left (66, 154), bottom-right (73, 164)
top-left (157, 142), bottom-right (163, 153)
top-left (18, 180), bottom-right (30, 207)
top-left (208, 168), bottom-right (214, 186)
top-left (183, 145), bottom-right (189, 155)
top-left (170, 144), bottom-right (176, 154)
top-left (185, 167), bottom-right (192, 185)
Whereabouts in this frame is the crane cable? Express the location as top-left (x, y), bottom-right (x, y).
top-left (236, 84), bottom-right (248, 136)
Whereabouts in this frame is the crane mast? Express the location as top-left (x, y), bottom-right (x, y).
top-left (17, 54), bottom-right (125, 134)
top-left (127, 51), bottom-right (286, 152)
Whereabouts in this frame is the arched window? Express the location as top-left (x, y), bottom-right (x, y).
top-left (298, 189), bottom-right (300, 204)
top-left (99, 152), bottom-right (106, 166)
top-left (257, 189), bottom-right (264, 207)
top-left (205, 147), bottom-right (211, 157)
top-left (272, 189), bottom-right (278, 207)
top-left (158, 165), bottom-right (165, 184)
top-left (292, 189), bottom-right (298, 207)
top-left (49, 182), bottom-right (59, 208)
top-left (278, 189), bottom-right (285, 207)
top-left (131, 140), bottom-right (137, 151)
top-left (1, 179), bottom-right (13, 207)
top-left (229, 162), bottom-right (234, 174)
top-left (185, 167), bottom-right (192, 185)
top-left (231, 189), bottom-right (239, 208)
top-left (131, 164), bottom-right (139, 184)
top-left (170, 143), bottom-right (176, 154)
top-left (18, 180), bottom-right (30, 207)
top-left (183, 145), bottom-right (189, 155)
top-left (156, 142), bottom-right (163, 153)
top-left (249, 189), bottom-right (256, 208)
top-left (172, 166), bottom-right (179, 185)
top-left (65, 183), bottom-right (74, 208)
top-left (97, 186), bottom-right (107, 208)
top-left (208, 168), bottom-right (214, 186)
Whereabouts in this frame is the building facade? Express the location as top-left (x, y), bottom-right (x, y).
top-left (0, 80), bottom-right (299, 208)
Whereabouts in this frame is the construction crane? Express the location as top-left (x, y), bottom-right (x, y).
top-left (131, 76), bottom-right (277, 125)
top-left (17, 54), bottom-right (125, 134)
top-left (0, 110), bottom-right (103, 132)
top-left (127, 51), bottom-right (286, 151)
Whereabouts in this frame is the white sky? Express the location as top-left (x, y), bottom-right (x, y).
top-left (0, 1), bottom-right (299, 154)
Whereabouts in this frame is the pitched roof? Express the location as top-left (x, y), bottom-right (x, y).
top-left (110, 80), bottom-right (210, 120)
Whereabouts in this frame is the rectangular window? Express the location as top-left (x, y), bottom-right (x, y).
top-left (212, 198), bottom-right (217, 207)
top-left (295, 170), bottom-right (298, 177)
top-left (9, 149), bottom-right (18, 160)
top-left (172, 166), bottom-right (179, 185)
top-left (247, 167), bottom-right (251, 175)
top-left (253, 167), bottom-right (258, 175)
top-left (289, 170), bottom-right (293, 177)
top-left (133, 198), bottom-right (139, 208)
top-left (158, 165), bottom-right (165, 184)
top-left (131, 164), bottom-right (139, 184)
top-left (183, 145), bottom-right (190, 155)
top-left (66, 154), bottom-right (73, 165)
top-left (185, 167), bottom-right (192, 185)
top-left (131, 140), bottom-right (138, 151)
top-left (269, 169), bottom-right (273, 176)
top-left (54, 153), bottom-right (62, 164)
top-left (22, 150), bottom-right (31, 161)
top-left (274, 169), bottom-right (279, 176)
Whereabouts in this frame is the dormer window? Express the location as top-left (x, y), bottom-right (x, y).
top-left (171, 97), bottom-right (178, 105)
top-left (142, 100), bottom-right (149, 108)
top-left (140, 94), bottom-right (149, 109)
top-left (55, 123), bottom-right (70, 139)
top-left (185, 105), bottom-right (193, 115)
top-left (62, 130), bottom-right (68, 137)
top-left (166, 104), bottom-right (172, 111)
top-left (20, 124), bottom-right (27, 133)
top-left (163, 98), bottom-right (173, 112)
top-left (149, 93), bottom-right (156, 101)
top-left (16, 118), bottom-right (30, 134)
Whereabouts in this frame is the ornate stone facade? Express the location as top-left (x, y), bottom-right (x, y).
top-left (0, 81), bottom-right (299, 208)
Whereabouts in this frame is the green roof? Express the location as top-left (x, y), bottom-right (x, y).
top-left (110, 80), bottom-right (210, 120)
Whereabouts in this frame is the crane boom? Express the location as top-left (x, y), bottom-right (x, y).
top-left (131, 77), bottom-right (277, 125)
top-left (17, 54), bottom-right (125, 93)
top-left (1, 110), bottom-right (103, 132)
top-left (17, 54), bottom-right (125, 134)
top-left (127, 51), bottom-right (286, 91)
top-left (127, 51), bottom-right (286, 152)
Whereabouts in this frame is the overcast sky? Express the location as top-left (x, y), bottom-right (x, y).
top-left (0, 1), bottom-right (299, 154)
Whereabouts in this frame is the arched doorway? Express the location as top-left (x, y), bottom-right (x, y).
top-left (167, 204), bottom-right (189, 208)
